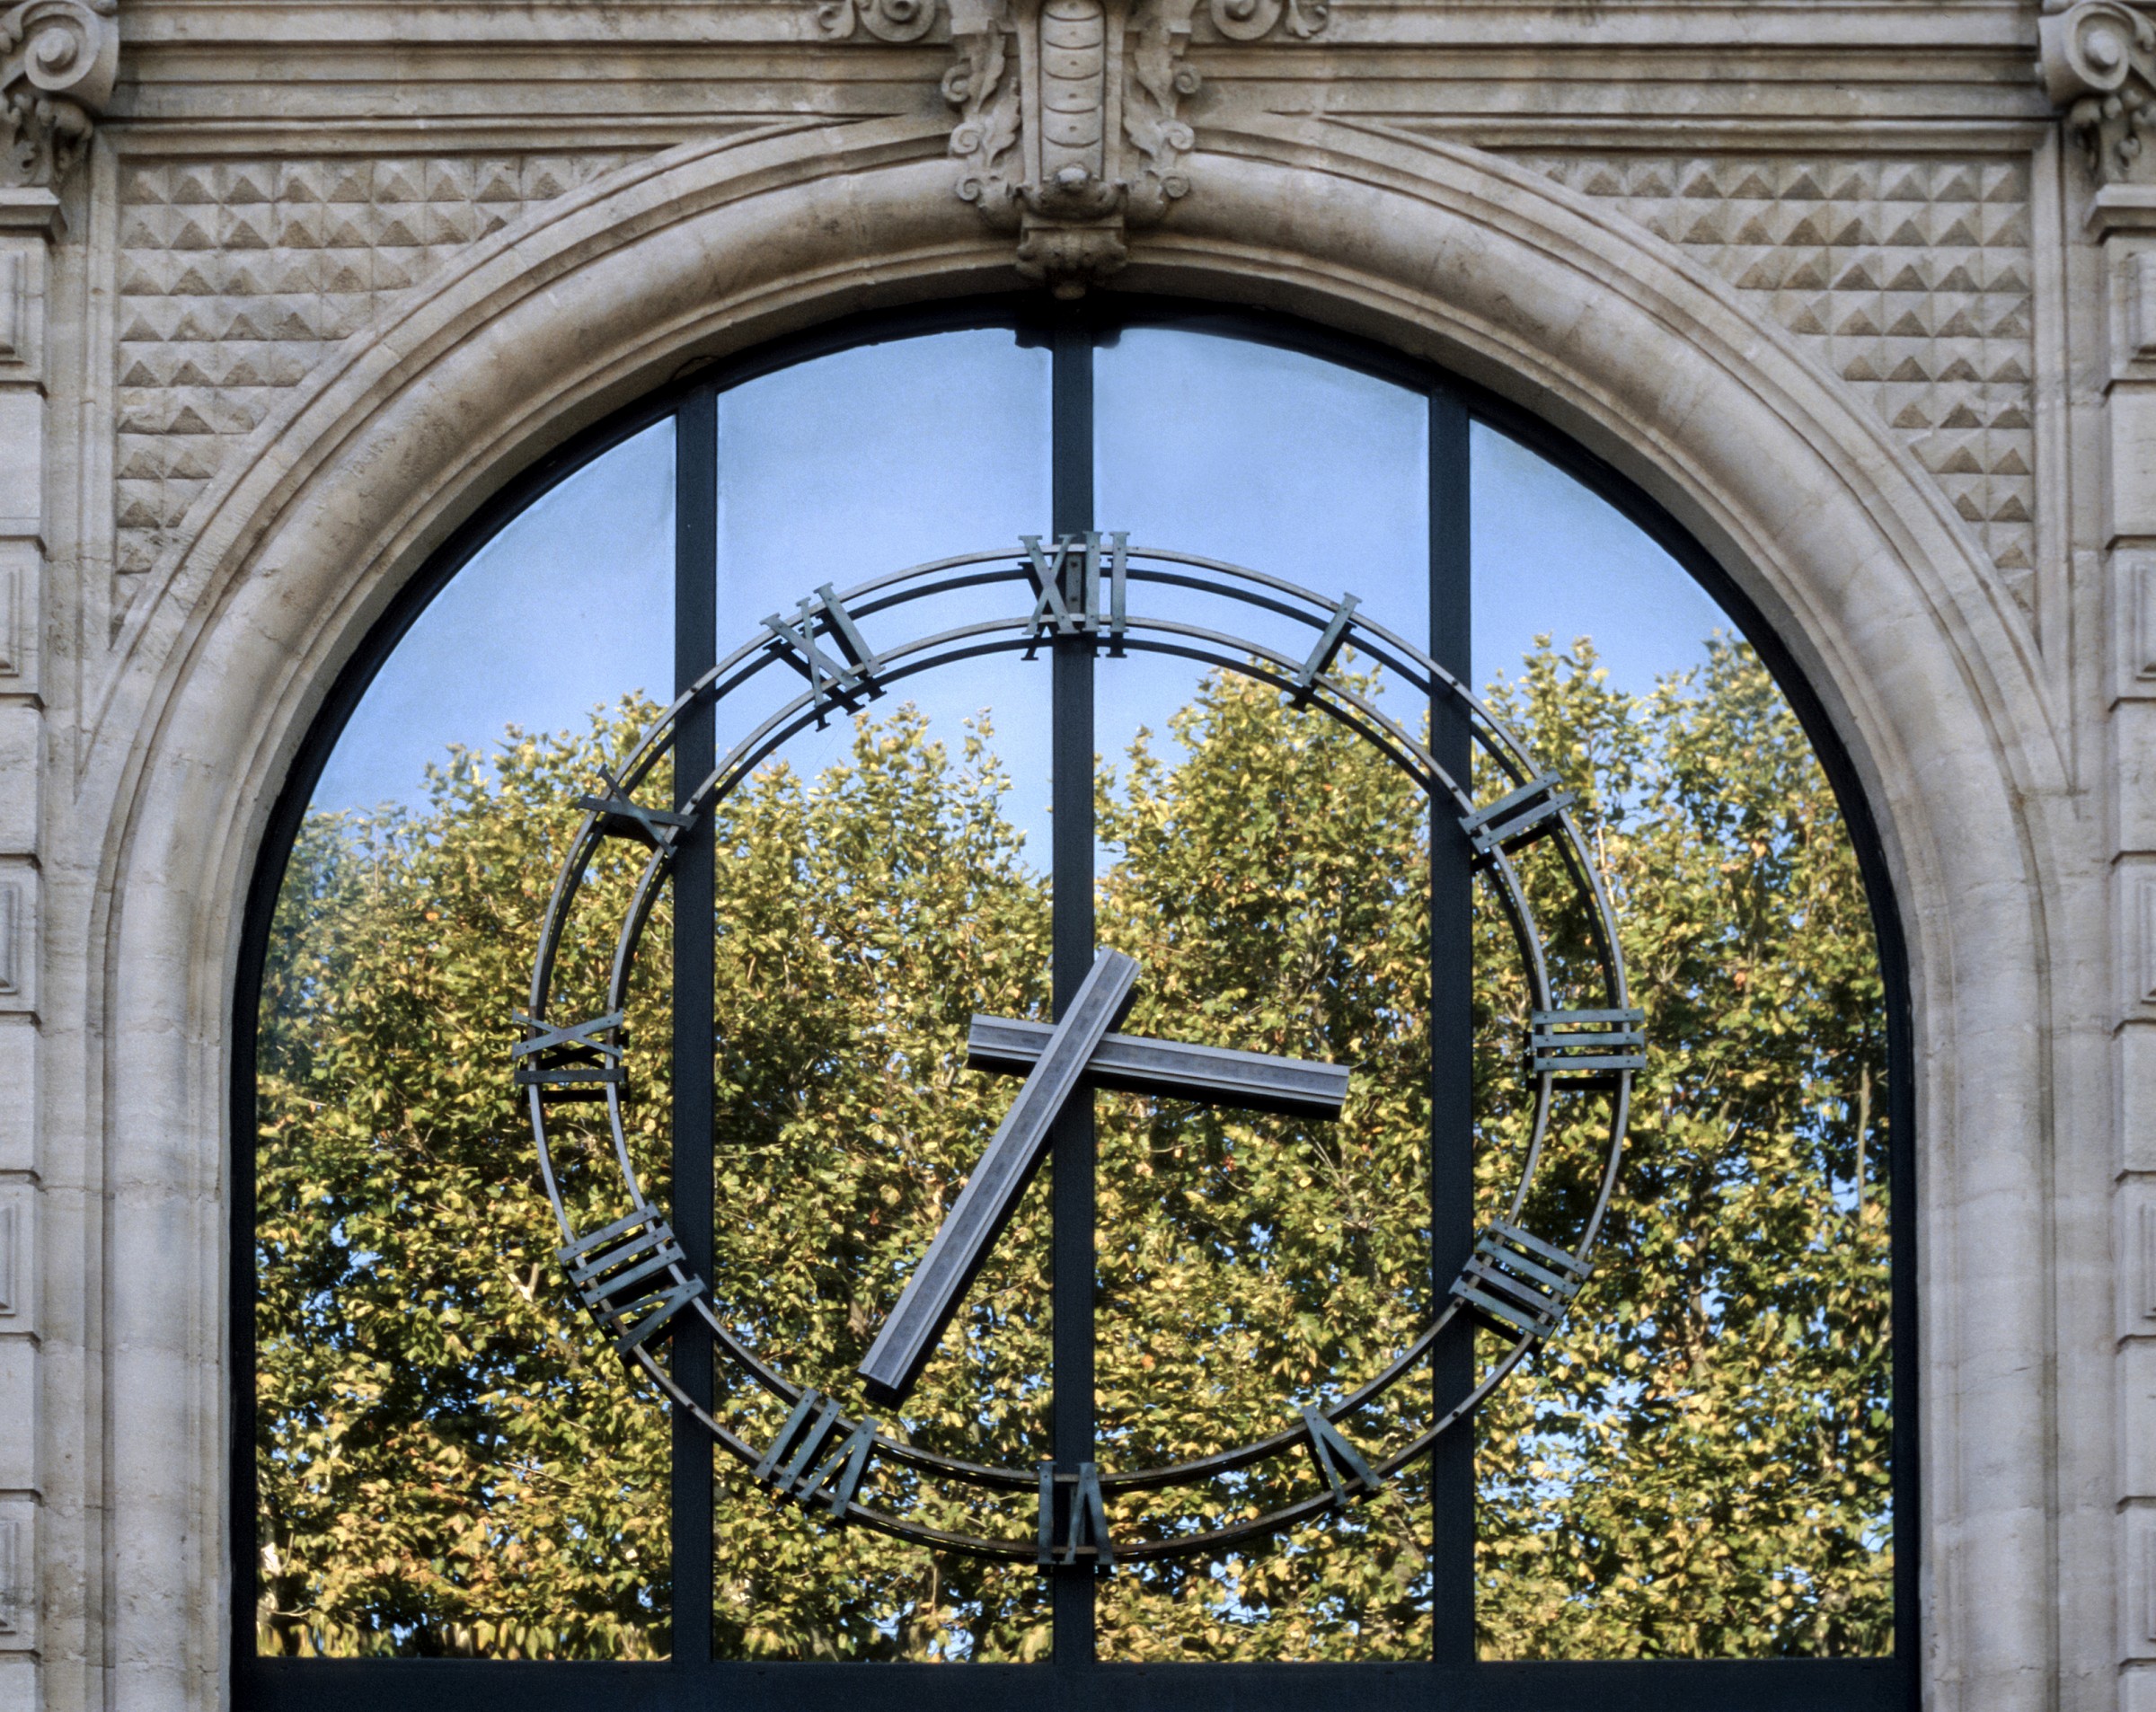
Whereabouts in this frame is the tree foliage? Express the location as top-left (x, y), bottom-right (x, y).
top-left (254, 640), bottom-right (1890, 1663)
top-left (1471, 640), bottom-right (1892, 1659)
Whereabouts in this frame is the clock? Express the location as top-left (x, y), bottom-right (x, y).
top-left (517, 533), bottom-right (1641, 1566)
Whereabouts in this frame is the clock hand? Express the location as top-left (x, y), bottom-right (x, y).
top-left (964, 1016), bottom-right (1349, 1119)
top-left (858, 949), bottom-right (1141, 1408)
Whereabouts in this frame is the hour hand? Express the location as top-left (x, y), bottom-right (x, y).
top-left (857, 949), bottom-right (1140, 1408)
top-left (965, 1017), bottom-right (1349, 1119)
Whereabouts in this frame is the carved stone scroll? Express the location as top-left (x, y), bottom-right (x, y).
top-left (817, 0), bottom-right (939, 42)
top-left (1, 0), bottom-right (115, 189)
top-left (2042, 0), bottom-right (2156, 183)
top-left (1206, 0), bottom-right (1326, 41)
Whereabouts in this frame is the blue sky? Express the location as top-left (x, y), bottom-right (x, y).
top-left (310, 327), bottom-right (1726, 853)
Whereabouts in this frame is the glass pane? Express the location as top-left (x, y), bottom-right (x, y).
top-left (1094, 327), bottom-right (1431, 790)
top-left (1093, 328), bottom-right (1436, 1660)
top-left (1470, 423), bottom-right (1894, 1659)
top-left (707, 328), bottom-right (1056, 1660)
top-left (255, 420), bottom-right (676, 1658)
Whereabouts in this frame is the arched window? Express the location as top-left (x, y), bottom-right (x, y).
top-left (235, 304), bottom-right (1913, 1707)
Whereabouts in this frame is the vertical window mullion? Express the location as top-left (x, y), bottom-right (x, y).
top-left (672, 384), bottom-right (720, 1672)
top-left (1428, 386), bottom-right (1476, 1666)
top-left (1049, 307), bottom-right (1098, 1666)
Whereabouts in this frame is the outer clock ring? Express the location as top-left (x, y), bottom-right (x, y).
top-left (518, 538), bottom-right (1641, 1565)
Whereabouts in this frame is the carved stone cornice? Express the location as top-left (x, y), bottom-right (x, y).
top-left (1, 0), bottom-right (115, 190)
top-left (826, 0), bottom-right (1322, 294)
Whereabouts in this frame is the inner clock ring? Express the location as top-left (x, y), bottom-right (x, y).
top-left (519, 539), bottom-right (1640, 1565)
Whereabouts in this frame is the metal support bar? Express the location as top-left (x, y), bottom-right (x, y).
top-left (672, 379), bottom-right (720, 1666)
top-left (1048, 310), bottom-right (1097, 1661)
top-left (1428, 382), bottom-right (1477, 1666)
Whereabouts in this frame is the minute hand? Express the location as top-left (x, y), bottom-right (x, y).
top-left (857, 949), bottom-right (1140, 1408)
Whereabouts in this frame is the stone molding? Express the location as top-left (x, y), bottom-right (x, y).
top-left (1, 0), bottom-right (112, 189)
top-left (56, 112), bottom-right (2080, 1709)
top-left (817, 0), bottom-right (940, 43)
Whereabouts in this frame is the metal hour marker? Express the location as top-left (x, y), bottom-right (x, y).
top-left (761, 583), bottom-right (879, 725)
top-left (1299, 1406), bottom-right (1378, 1503)
top-left (559, 1207), bottom-right (704, 1357)
top-left (1021, 533), bottom-right (1082, 639)
top-left (1038, 1461), bottom-right (1113, 1567)
top-left (1450, 1222), bottom-right (1591, 1340)
top-left (1460, 772), bottom-right (1575, 861)
top-left (512, 1009), bottom-right (626, 1103)
top-left (1098, 531), bottom-right (1129, 646)
top-left (1295, 593), bottom-right (1360, 691)
top-left (754, 1389), bottom-right (879, 1520)
top-left (574, 767), bottom-right (695, 852)
top-left (1528, 1008), bottom-right (1648, 1083)
top-left (1021, 532), bottom-right (1128, 647)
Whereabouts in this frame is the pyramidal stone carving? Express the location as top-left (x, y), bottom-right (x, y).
top-left (111, 154), bottom-right (643, 630)
top-left (829, 0), bottom-right (1322, 294)
top-left (1519, 154), bottom-right (2038, 610)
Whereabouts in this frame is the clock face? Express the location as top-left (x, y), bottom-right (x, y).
top-left (518, 534), bottom-right (1639, 1566)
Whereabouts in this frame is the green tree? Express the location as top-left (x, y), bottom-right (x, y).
top-left (1471, 640), bottom-right (1892, 1659)
top-left (254, 640), bottom-right (1891, 1663)
top-left (255, 708), bottom-right (673, 1658)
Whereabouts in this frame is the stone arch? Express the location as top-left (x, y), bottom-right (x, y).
top-left (78, 111), bottom-right (2074, 1708)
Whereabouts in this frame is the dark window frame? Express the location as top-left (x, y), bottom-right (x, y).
top-left (232, 296), bottom-right (1919, 1712)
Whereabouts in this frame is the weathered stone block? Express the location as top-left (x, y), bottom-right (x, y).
top-left (0, 1343), bottom-right (31, 1492)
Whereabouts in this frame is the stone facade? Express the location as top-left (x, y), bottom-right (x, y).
top-left (0, 0), bottom-right (2149, 1707)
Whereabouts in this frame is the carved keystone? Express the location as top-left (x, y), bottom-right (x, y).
top-left (825, 0), bottom-right (1320, 294)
